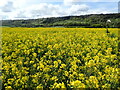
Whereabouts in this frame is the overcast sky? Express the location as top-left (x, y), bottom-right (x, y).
top-left (0, 0), bottom-right (119, 20)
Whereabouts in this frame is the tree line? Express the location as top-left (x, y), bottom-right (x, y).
top-left (1, 13), bottom-right (120, 28)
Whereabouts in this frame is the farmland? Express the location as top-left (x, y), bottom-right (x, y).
top-left (1, 27), bottom-right (119, 89)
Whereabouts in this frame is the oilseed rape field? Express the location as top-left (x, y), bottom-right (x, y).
top-left (1, 27), bottom-right (119, 89)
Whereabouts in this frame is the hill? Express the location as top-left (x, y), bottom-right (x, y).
top-left (1, 13), bottom-right (120, 28)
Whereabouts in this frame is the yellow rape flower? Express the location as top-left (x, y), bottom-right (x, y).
top-left (5, 86), bottom-right (12, 89)
top-left (70, 80), bottom-right (85, 88)
top-left (33, 53), bottom-right (37, 57)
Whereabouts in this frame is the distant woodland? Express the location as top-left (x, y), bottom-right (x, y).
top-left (1, 13), bottom-right (120, 28)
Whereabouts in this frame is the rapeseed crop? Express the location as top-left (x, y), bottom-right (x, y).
top-left (1, 27), bottom-right (119, 89)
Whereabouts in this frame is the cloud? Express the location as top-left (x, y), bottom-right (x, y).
top-left (15, 3), bottom-right (89, 19)
top-left (85, 7), bottom-right (116, 15)
top-left (15, 11), bottom-right (27, 19)
top-left (1, 1), bottom-right (15, 12)
top-left (0, 1), bottom-right (7, 7)
top-left (9, 3), bottom-right (65, 19)
top-left (63, 0), bottom-right (119, 6)
top-left (29, 3), bottom-right (61, 16)
top-left (64, 0), bottom-right (76, 6)
top-left (67, 4), bottom-right (89, 15)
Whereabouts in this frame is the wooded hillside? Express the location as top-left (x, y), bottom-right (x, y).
top-left (1, 13), bottom-right (120, 28)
